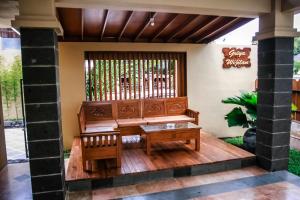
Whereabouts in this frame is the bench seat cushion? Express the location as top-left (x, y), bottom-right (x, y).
top-left (85, 120), bottom-right (118, 131)
top-left (116, 118), bottom-right (147, 127)
top-left (144, 115), bottom-right (195, 125)
top-left (84, 126), bottom-right (117, 134)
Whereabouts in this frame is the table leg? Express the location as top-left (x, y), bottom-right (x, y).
top-left (88, 160), bottom-right (93, 171)
top-left (146, 136), bottom-right (151, 155)
top-left (195, 132), bottom-right (200, 151)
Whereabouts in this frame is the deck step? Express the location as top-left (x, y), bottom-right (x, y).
top-left (67, 156), bottom-right (256, 191)
top-left (66, 132), bottom-right (256, 191)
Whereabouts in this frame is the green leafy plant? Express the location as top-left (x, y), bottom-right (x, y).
top-left (222, 92), bottom-right (257, 128)
top-left (222, 92), bottom-right (297, 128)
top-left (0, 56), bottom-right (22, 120)
top-left (294, 37), bottom-right (300, 55)
top-left (294, 61), bottom-right (300, 75)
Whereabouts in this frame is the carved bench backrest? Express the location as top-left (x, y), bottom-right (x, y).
top-left (165, 97), bottom-right (188, 115)
top-left (116, 100), bottom-right (142, 119)
top-left (142, 97), bottom-right (188, 117)
top-left (81, 97), bottom-right (188, 121)
top-left (83, 102), bottom-right (114, 121)
top-left (142, 98), bottom-right (166, 117)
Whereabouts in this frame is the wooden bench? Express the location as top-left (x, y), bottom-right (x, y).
top-left (78, 97), bottom-right (199, 136)
top-left (77, 97), bottom-right (198, 170)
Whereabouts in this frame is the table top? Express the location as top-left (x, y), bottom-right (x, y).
top-left (140, 122), bottom-right (201, 133)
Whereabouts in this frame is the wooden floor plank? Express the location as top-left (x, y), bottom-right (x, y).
top-left (65, 132), bottom-right (255, 181)
top-left (201, 133), bottom-right (253, 158)
top-left (158, 142), bottom-right (197, 167)
top-left (134, 149), bottom-right (156, 171)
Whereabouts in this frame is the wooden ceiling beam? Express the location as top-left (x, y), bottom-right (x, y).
top-left (101, 9), bottom-right (109, 41)
top-left (166, 15), bottom-right (200, 42)
top-left (196, 17), bottom-right (241, 43)
top-left (150, 14), bottom-right (179, 42)
top-left (118, 11), bottom-right (134, 41)
top-left (181, 16), bottom-right (222, 43)
top-left (81, 9), bottom-right (84, 41)
top-left (134, 12), bottom-right (158, 41)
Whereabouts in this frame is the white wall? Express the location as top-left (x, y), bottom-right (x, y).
top-left (187, 44), bottom-right (257, 138)
top-left (58, 42), bottom-right (257, 149)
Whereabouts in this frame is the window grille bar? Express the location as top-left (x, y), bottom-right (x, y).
top-left (85, 51), bottom-right (186, 101)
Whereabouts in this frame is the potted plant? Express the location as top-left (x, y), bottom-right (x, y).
top-left (222, 92), bottom-right (297, 152)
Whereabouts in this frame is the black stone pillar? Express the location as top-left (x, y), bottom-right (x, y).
top-left (256, 37), bottom-right (294, 171)
top-left (20, 28), bottom-right (65, 199)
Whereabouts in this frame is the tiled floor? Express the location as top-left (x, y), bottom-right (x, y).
top-left (4, 128), bottom-right (27, 161)
top-left (291, 121), bottom-right (300, 151)
top-left (0, 163), bottom-right (32, 200)
top-left (67, 166), bottom-right (261, 199)
top-left (1, 163), bottom-right (300, 200)
top-left (291, 136), bottom-right (300, 151)
top-left (88, 166), bottom-right (266, 200)
top-left (194, 182), bottom-right (300, 200)
top-left (92, 170), bottom-right (300, 200)
top-left (66, 167), bottom-right (300, 200)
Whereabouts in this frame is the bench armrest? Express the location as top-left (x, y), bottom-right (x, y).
top-left (186, 109), bottom-right (199, 125)
top-left (77, 105), bottom-right (86, 134)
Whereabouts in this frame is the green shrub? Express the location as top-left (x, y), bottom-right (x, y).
top-left (222, 92), bottom-right (297, 129)
top-left (294, 61), bottom-right (300, 75)
top-left (294, 37), bottom-right (300, 55)
top-left (288, 149), bottom-right (300, 176)
top-left (224, 136), bottom-right (243, 147)
top-left (224, 137), bottom-right (300, 177)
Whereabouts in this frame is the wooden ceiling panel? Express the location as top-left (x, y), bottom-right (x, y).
top-left (165, 15), bottom-right (201, 42)
top-left (192, 17), bottom-right (236, 42)
top-left (150, 14), bottom-right (180, 42)
top-left (83, 9), bottom-right (102, 37)
top-left (140, 13), bottom-right (176, 39)
top-left (158, 14), bottom-right (194, 39)
top-left (123, 11), bottom-right (149, 39)
top-left (176, 16), bottom-right (218, 41)
top-left (105, 10), bottom-right (128, 37)
top-left (118, 11), bottom-right (134, 41)
top-left (57, 8), bottom-right (82, 37)
top-left (57, 8), bottom-right (254, 43)
top-left (203, 18), bottom-right (253, 43)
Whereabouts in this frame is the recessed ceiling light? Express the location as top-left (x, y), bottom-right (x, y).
top-left (150, 17), bottom-right (155, 26)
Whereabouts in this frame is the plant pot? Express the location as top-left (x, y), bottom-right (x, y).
top-left (243, 127), bottom-right (256, 153)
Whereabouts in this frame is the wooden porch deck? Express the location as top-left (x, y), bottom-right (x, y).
top-left (66, 132), bottom-right (255, 188)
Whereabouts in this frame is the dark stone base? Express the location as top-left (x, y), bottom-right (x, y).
top-left (67, 156), bottom-right (256, 191)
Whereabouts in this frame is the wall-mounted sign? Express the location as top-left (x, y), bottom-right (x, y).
top-left (222, 48), bottom-right (251, 68)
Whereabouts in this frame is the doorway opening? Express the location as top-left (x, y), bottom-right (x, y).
top-left (0, 29), bottom-right (28, 164)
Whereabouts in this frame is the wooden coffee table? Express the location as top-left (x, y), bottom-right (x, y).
top-left (140, 122), bottom-right (201, 155)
